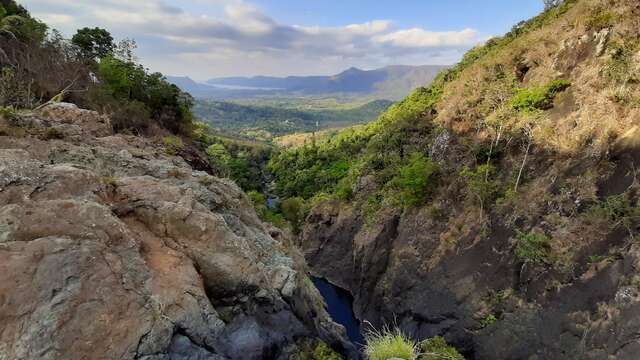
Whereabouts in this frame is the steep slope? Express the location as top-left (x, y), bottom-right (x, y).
top-left (0, 104), bottom-right (356, 359)
top-left (271, 0), bottom-right (640, 358)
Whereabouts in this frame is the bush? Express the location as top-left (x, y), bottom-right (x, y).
top-left (387, 153), bottom-right (439, 208)
top-left (364, 327), bottom-right (418, 360)
top-left (162, 136), bottom-right (184, 155)
top-left (511, 80), bottom-right (571, 113)
top-left (419, 336), bottom-right (465, 360)
top-left (460, 164), bottom-right (500, 204)
top-left (479, 314), bottom-right (497, 328)
top-left (589, 194), bottom-right (639, 227)
top-left (514, 230), bottom-right (549, 263)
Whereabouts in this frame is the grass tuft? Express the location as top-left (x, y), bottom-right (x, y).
top-left (364, 326), bottom-right (418, 360)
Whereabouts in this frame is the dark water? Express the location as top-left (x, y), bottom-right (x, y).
top-left (311, 277), bottom-right (366, 347)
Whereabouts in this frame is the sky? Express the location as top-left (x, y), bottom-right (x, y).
top-left (20, 0), bottom-right (544, 80)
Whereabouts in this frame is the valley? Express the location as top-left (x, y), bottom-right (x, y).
top-left (3, 0), bottom-right (640, 359)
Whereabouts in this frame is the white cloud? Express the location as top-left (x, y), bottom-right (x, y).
top-left (374, 28), bottom-right (479, 48)
top-left (20, 0), bottom-right (483, 78)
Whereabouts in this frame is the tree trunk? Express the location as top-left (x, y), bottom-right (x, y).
top-left (514, 136), bottom-right (532, 192)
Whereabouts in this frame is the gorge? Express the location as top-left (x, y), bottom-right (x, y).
top-left (3, 0), bottom-right (640, 359)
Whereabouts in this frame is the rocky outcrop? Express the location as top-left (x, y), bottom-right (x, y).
top-left (0, 103), bottom-right (355, 360)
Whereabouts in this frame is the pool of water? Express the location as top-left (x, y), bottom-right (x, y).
top-left (311, 277), bottom-right (365, 347)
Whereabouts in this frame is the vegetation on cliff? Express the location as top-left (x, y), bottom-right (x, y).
top-left (273, 0), bottom-right (640, 357)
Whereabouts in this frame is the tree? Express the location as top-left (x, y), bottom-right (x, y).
top-left (281, 197), bottom-right (305, 234)
top-left (72, 27), bottom-right (114, 61)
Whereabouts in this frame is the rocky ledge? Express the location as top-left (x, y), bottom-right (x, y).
top-left (0, 103), bottom-right (355, 360)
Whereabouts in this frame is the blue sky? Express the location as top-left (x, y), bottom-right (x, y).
top-left (22, 0), bottom-right (544, 79)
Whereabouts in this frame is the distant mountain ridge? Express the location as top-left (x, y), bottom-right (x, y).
top-left (168, 65), bottom-right (449, 100)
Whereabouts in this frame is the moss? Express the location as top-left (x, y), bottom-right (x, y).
top-left (291, 340), bottom-right (343, 360)
top-left (419, 336), bottom-right (465, 360)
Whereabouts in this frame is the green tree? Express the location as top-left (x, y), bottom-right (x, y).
top-left (72, 27), bottom-right (115, 61)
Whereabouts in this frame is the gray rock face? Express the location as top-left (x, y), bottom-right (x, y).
top-left (301, 196), bottom-right (640, 360)
top-left (0, 104), bottom-right (355, 360)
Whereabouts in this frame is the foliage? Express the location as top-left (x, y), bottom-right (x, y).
top-left (479, 314), bottom-right (497, 328)
top-left (460, 164), bottom-right (500, 204)
top-left (511, 80), bottom-right (571, 113)
top-left (247, 191), bottom-right (288, 228)
top-left (0, 6), bottom-right (195, 136)
top-left (364, 327), bottom-right (418, 360)
top-left (0, 1), bottom-right (47, 43)
top-left (514, 230), bottom-right (550, 263)
top-left (196, 125), bottom-right (272, 191)
top-left (281, 197), bottom-right (306, 234)
top-left (419, 336), bottom-right (465, 360)
top-left (162, 136), bottom-right (184, 155)
top-left (71, 27), bottom-right (114, 61)
top-left (95, 55), bottom-right (194, 134)
top-left (386, 153), bottom-right (438, 208)
top-left (589, 194), bottom-right (639, 227)
top-left (291, 340), bottom-right (343, 360)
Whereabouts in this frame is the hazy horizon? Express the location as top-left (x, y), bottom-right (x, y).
top-left (20, 0), bottom-right (543, 79)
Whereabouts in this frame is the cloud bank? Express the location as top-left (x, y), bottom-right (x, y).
top-left (21, 0), bottom-right (484, 79)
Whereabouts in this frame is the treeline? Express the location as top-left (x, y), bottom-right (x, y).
top-left (0, 0), bottom-right (193, 135)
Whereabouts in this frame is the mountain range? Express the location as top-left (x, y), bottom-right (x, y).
top-left (168, 65), bottom-right (448, 100)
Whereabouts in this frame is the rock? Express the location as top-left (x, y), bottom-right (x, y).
top-left (0, 109), bottom-right (355, 359)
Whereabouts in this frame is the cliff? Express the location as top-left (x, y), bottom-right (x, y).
top-left (290, 0), bottom-right (640, 358)
top-left (0, 103), bottom-right (355, 359)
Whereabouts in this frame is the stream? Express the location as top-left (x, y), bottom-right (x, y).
top-left (311, 277), bottom-right (366, 348)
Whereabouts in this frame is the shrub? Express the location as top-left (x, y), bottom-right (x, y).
top-left (108, 100), bottom-right (151, 134)
top-left (589, 194), bottom-right (639, 227)
top-left (460, 164), bottom-right (500, 204)
top-left (419, 336), bottom-right (465, 360)
top-left (387, 153), bottom-right (439, 208)
top-left (479, 314), bottom-right (497, 328)
top-left (511, 80), bottom-right (571, 113)
top-left (162, 136), bottom-right (184, 155)
top-left (364, 327), bottom-right (418, 360)
top-left (291, 340), bottom-right (343, 360)
top-left (514, 230), bottom-right (550, 263)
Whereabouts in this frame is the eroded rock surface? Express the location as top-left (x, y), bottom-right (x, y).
top-left (0, 103), bottom-right (355, 360)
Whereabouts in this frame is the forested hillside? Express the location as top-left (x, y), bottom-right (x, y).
top-left (268, 0), bottom-right (640, 358)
